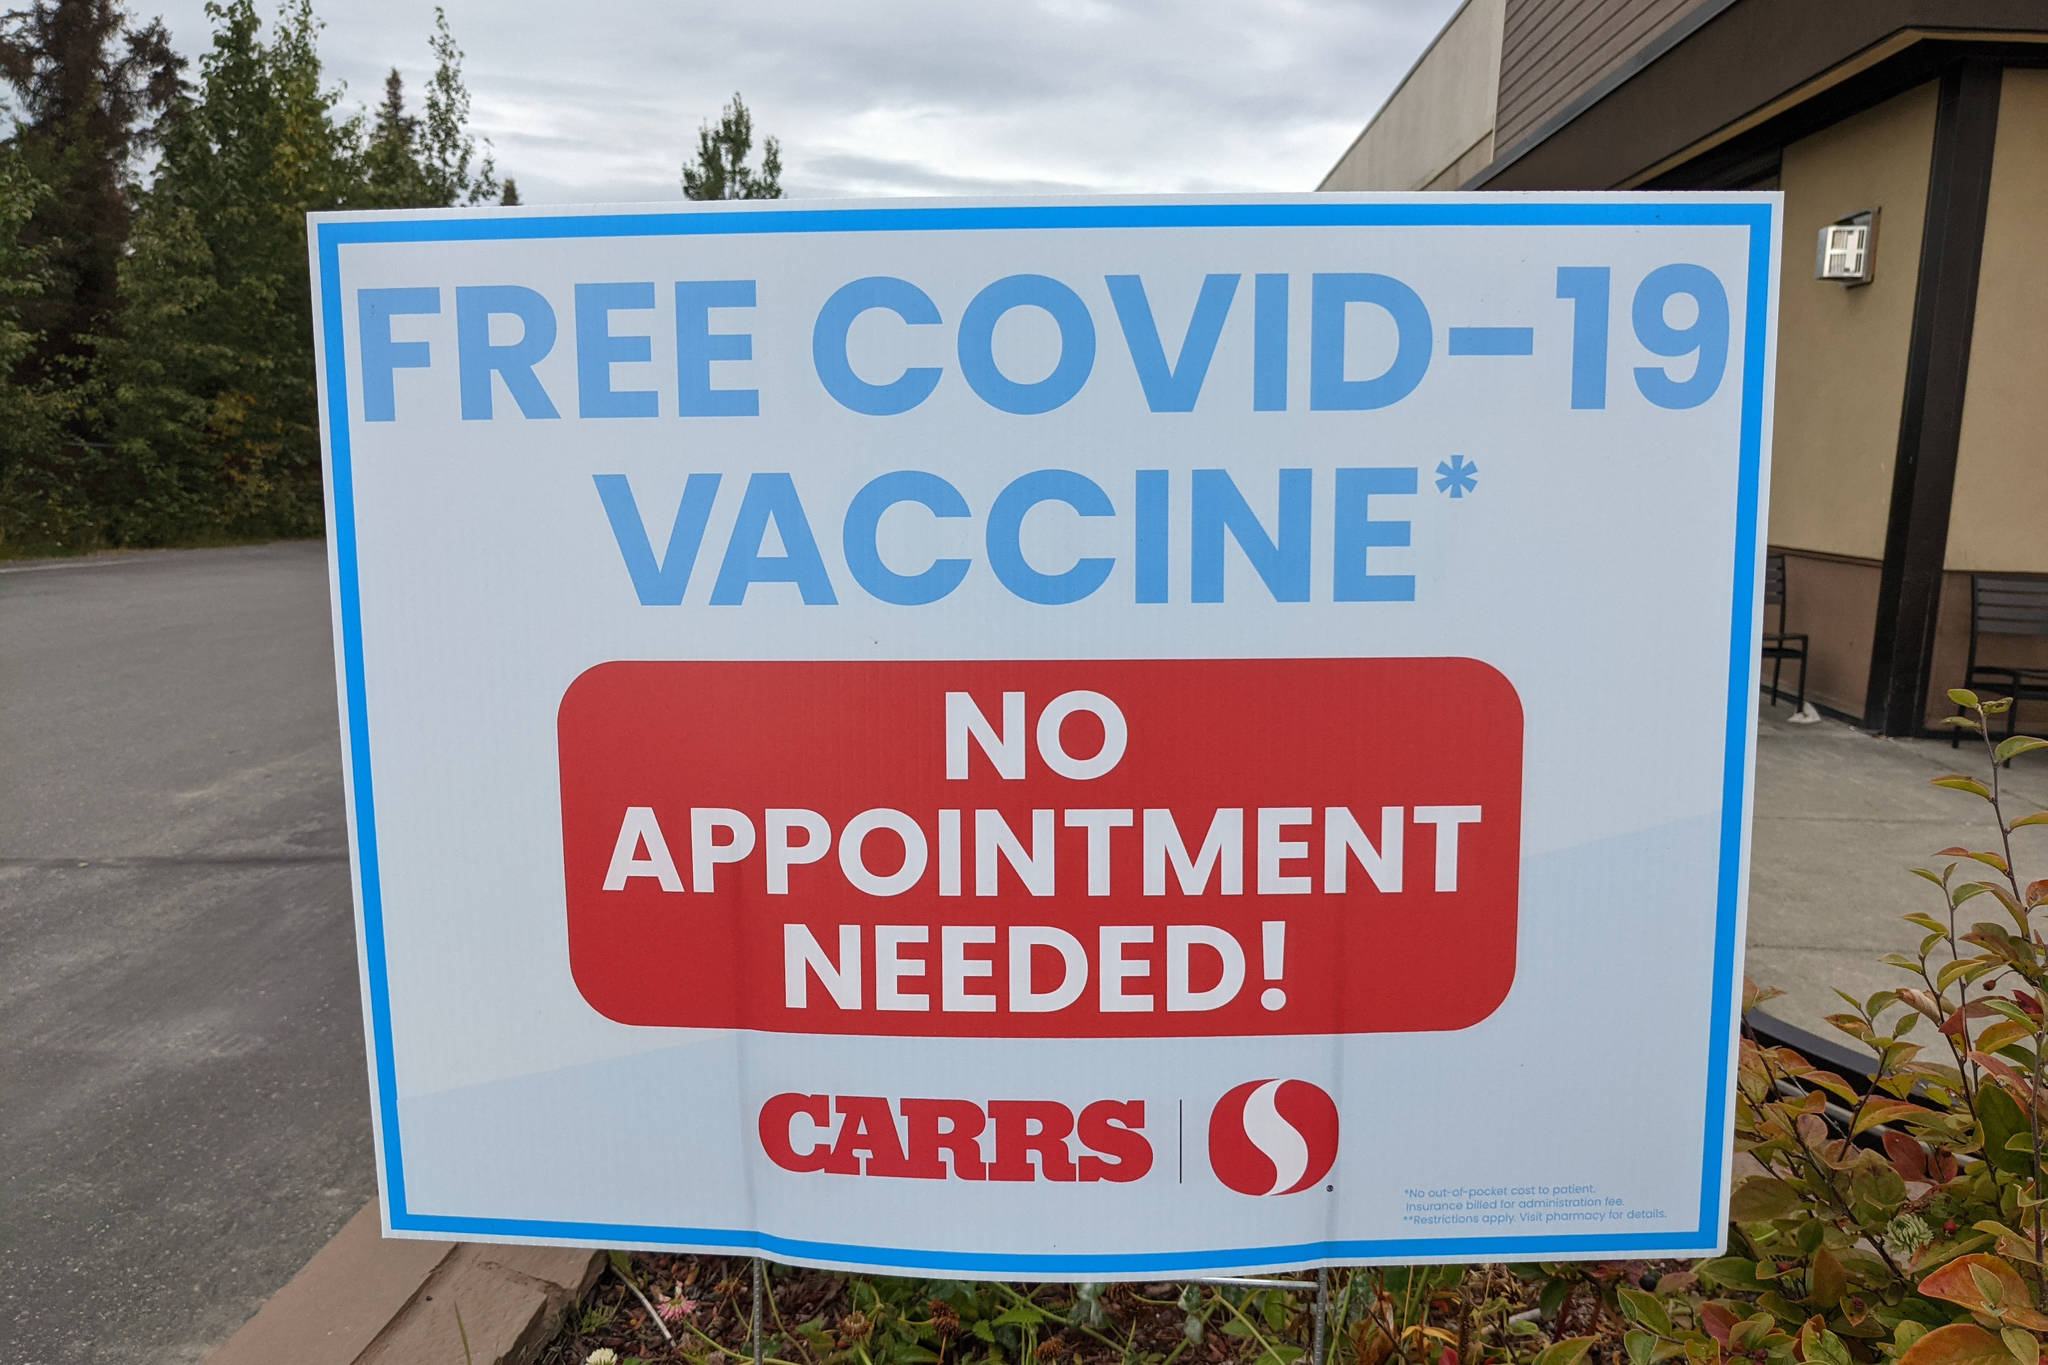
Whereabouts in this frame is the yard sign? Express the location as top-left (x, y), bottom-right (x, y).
top-left (309, 193), bottom-right (1780, 1277)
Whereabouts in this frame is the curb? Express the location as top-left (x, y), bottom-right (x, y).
top-left (205, 1199), bottom-right (601, 1365)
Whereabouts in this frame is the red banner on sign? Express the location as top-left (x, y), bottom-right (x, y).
top-left (559, 658), bottom-right (1522, 1037)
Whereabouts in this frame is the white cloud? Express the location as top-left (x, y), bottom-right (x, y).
top-left (141, 0), bottom-right (1460, 203)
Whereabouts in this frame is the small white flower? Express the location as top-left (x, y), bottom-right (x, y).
top-left (585, 1349), bottom-right (620, 1365)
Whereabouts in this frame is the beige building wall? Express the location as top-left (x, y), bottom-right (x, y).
top-left (1946, 68), bottom-right (2048, 573)
top-left (1769, 80), bottom-right (1938, 562)
top-left (1319, 0), bottom-right (1503, 192)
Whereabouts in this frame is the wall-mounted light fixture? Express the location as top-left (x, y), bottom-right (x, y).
top-left (1816, 209), bottom-right (1878, 285)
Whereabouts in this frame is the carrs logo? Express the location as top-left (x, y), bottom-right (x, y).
top-left (1208, 1080), bottom-right (1340, 1196)
top-left (758, 1094), bottom-right (1151, 1182)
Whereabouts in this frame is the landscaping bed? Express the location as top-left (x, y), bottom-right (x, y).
top-left (539, 1253), bottom-right (1666, 1365)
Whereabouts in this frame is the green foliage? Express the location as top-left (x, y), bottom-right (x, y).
top-left (86, 200), bottom-right (232, 541)
top-left (89, 0), bottom-right (357, 542)
top-left (1685, 692), bottom-right (2048, 1365)
top-left (555, 1255), bottom-right (1613, 1365)
top-left (682, 91), bottom-right (782, 200)
top-left (0, 145), bottom-right (77, 548)
top-left (359, 8), bottom-right (496, 210)
top-left (0, 0), bottom-right (177, 548)
top-left (0, 6), bottom-right (787, 552)
top-left (0, 0), bottom-right (182, 373)
top-left (0, 0), bottom-right (510, 549)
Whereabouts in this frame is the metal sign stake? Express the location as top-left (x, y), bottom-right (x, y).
top-left (752, 1256), bottom-right (765, 1365)
top-left (1311, 1266), bottom-right (1330, 1365)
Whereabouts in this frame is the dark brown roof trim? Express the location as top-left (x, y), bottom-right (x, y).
top-left (1468, 0), bottom-right (1741, 187)
top-left (1468, 0), bottom-right (2048, 192)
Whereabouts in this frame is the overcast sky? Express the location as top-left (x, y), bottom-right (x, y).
top-left (140, 0), bottom-right (1460, 204)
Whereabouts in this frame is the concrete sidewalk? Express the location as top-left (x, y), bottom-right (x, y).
top-left (1747, 703), bottom-right (2048, 1041)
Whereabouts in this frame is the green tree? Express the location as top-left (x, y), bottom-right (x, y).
top-left (88, 202), bottom-right (230, 541)
top-left (94, 0), bottom-right (358, 541)
top-left (0, 0), bottom-right (182, 375)
top-left (497, 175), bottom-right (518, 206)
top-left (0, 146), bottom-right (74, 548)
top-left (92, 0), bottom-right (501, 543)
top-left (681, 92), bottom-right (782, 200)
top-left (358, 11), bottom-right (496, 210)
top-left (359, 68), bottom-right (427, 206)
top-left (415, 7), bottom-right (494, 205)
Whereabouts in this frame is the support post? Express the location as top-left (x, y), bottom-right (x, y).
top-left (1312, 1267), bottom-right (1330, 1365)
top-left (752, 1256), bottom-right (765, 1365)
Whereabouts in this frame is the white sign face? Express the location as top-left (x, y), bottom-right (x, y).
top-left (310, 194), bottom-right (1779, 1278)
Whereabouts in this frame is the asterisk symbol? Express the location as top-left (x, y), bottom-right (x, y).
top-left (1435, 454), bottom-right (1478, 498)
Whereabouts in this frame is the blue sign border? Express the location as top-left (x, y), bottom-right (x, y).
top-left (314, 198), bottom-right (1773, 1273)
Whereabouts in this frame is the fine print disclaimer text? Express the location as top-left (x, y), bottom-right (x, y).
top-left (1400, 1183), bottom-right (1670, 1229)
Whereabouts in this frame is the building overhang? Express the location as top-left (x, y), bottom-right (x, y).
top-left (1469, 0), bottom-right (2048, 190)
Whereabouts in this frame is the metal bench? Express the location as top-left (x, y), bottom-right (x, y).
top-left (1762, 552), bottom-right (1808, 712)
top-left (1954, 573), bottom-right (2048, 744)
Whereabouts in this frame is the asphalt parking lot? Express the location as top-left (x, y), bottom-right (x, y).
top-left (0, 542), bottom-right (372, 1364)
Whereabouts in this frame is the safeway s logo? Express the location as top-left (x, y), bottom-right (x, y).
top-left (1208, 1079), bottom-right (1339, 1195)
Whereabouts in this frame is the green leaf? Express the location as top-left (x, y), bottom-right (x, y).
top-left (2008, 811), bottom-right (2048, 832)
top-left (1936, 776), bottom-right (1996, 800)
top-left (1802, 1321), bottom-right (1854, 1365)
top-left (1811, 1246), bottom-right (1849, 1308)
top-left (1730, 1177), bottom-right (1803, 1221)
top-left (1856, 1100), bottom-right (1932, 1135)
top-left (2002, 1329), bottom-right (2039, 1365)
top-left (1969, 1262), bottom-right (2008, 1308)
top-left (1729, 1311), bottom-right (1780, 1350)
top-left (992, 1304), bottom-right (1050, 1328)
top-left (1998, 737), bottom-right (2048, 763)
top-left (1952, 689), bottom-right (1983, 708)
top-left (1619, 1286), bottom-right (1673, 1335)
top-left (1532, 1338), bottom-right (1598, 1365)
top-left (1982, 1000), bottom-right (2039, 1028)
top-left (1698, 1257), bottom-right (1769, 1292)
top-left (1979, 1080), bottom-right (2036, 1176)
top-left (1978, 1019), bottom-right (2036, 1054)
top-left (1625, 1329), bottom-right (1658, 1365)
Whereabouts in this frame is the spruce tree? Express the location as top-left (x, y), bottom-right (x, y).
top-left (355, 11), bottom-right (495, 210)
top-left (0, 0), bottom-right (182, 377)
top-left (360, 68), bottom-right (427, 206)
top-left (682, 93), bottom-right (783, 200)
